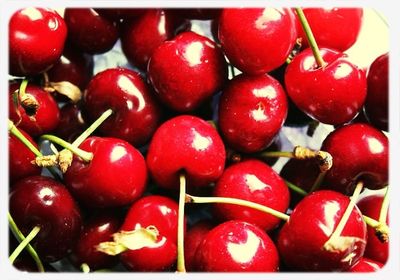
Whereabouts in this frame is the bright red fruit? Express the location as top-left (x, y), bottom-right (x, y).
top-left (348, 257), bottom-right (383, 272)
top-left (52, 103), bottom-right (87, 143)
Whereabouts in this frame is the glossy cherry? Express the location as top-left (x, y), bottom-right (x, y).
top-left (52, 103), bottom-right (87, 143)
top-left (218, 8), bottom-right (297, 75)
top-left (364, 53), bottom-right (389, 131)
top-left (9, 8), bottom-right (67, 76)
top-left (348, 257), bottom-right (383, 272)
top-left (9, 81), bottom-right (60, 137)
top-left (213, 160), bottom-right (289, 231)
top-left (147, 31), bottom-right (228, 112)
top-left (63, 136), bottom-right (147, 208)
top-left (218, 73), bottom-right (288, 153)
top-left (9, 176), bottom-right (82, 262)
top-left (321, 123), bottom-right (388, 195)
top-left (277, 190), bottom-right (367, 271)
top-left (83, 68), bottom-right (162, 147)
top-left (285, 48), bottom-right (367, 125)
top-left (64, 8), bottom-right (119, 54)
top-left (146, 115), bottom-right (226, 190)
top-left (195, 220), bottom-right (279, 272)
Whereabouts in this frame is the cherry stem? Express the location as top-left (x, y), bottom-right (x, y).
top-left (19, 79), bottom-right (29, 97)
top-left (177, 173), bottom-right (187, 273)
top-left (260, 151), bottom-right (294, 158)
top-left (379, 186), bottom-right (389, 224)
top-left (285, 180), bottom-right (308, 196)
top-left (9, 226), bottom-right (41, 265)
top-left (8, 213), bottom-right (44, 272)
top-left (186, 194), bottom-right (290, 222)
top-left (40, 134), bottom-right (93, 162)
top-left (308, 171), bottom-right (327, 193)
top-left (295, 7), bottom-right (326, 67)
top-left (81, 263), bottom-right (90, 273)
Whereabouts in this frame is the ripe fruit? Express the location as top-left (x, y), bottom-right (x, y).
top-left (52, 103), bottom-right (87, 143)
top-left (348, 257), bottom-right (383, 272)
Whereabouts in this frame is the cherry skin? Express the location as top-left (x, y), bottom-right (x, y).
top-left (64, 8), bottom-right (119, 54)
top-left (9, 81), bottom-right (60, 137)
top-left (348, 257), bottom-right (383, 272)
top-left (69, 213), bottom-right (121, 270)
top-left (277, 190), bottom-right (367, 271)
top-left (195, 220), bottom-right (279, 272)
top-left (52, 103), bottom-right (87, 143)
top-left (172, 8), bottom-right (221, 20)
top-left (94, 8), bottom-right (144, 21)
top-left (83, 68), bottom-right (162, 147)
top-left (9, 128), bottom-right (41, 184)
top-left (213, 159), bottom-right (289, 231)
top-left (147, 31), bottom-right (228, 112)
top-left (218, 73), bottom-right (288, 153)
top-left (356, 194), bottom-right (389, 264)
top-left (63, 136), bottom-right (147, 208)
top-left (218, 8), bottom-right (297, 75)
top-left (9, 8), bottom-right (67, 77)
top-left (9, 176), bottom-right (82, 262)
top-left (296, 8), bottom-right (363, 52)
top-left (321, 123), bottom-right (388, 195)
top-left (285, 48), bottom-right (367, 125)
top-left (146, 115), bottom-right (226, 190)
top-left (364, 53), bottom-right (389, 131)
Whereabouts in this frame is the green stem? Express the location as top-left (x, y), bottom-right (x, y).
top-left (363, 215), bottom-right (380, 228)
top-left (19, 79), bottom-right (29, 96)
top-left (81, 263), bottom-right (90, 273)
top-left (295, 7), bottom-right (326, 67)
top-left (308, 171), bottom-right (326, 193)
top-left (285, 180), bottom-right (307, 196)
top-left (9, 226), bottom-right (41, 265)
top-left (177, 173), bottom-right (186, 273)
top-left (379, 186), bottom-right (389, 224)
top-left (260, 151), bottom-right (294, 158)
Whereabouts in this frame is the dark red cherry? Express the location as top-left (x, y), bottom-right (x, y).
top-left (172, 8), bottom-right (221, 20)
top-left (146, 115), bottom-right (226, 190)
top-left (348, 257), bottom-right (383, 272)
top-left (64, 8), bottom-right (119, 54)
top-left (52, 103), bottom-right (87, 143)
top-left (195, 220), bottom-right (279, 272)
top-left (120, 9), bottom-right (189, 71)
top-left (9, 128), bottom-right (41, 184)
top-left (321, 123), bottom-right (388, 195)
top-left (364, 53), bottom-right (389, 131)
top-left (285, 48), bottom-right (367, 125)
top-left (83, 68), bottom-right (162, 147)
top-left (69, 213), bottom-right (121, 270)
top-left (218, 8), bottom-right (297, 75)
top-left (9, 81), bottom-right (60, 137)
top-left (9, 176), bottom-right (82, 262)
top-left (9, 8), bottom-right (67, 76)
top-left (218, 74), bottom-right (288, 153)
top-left (63, 136), bottom-right (147, 208)
top-left (357, 194), bottom-right (389, 264)
top-left (277, 190), bottom-right (367, 271)
top-left (296, 8), bottom-right (363, 52)
top-left (94, 8), bottom-right (145, 21)
top-left (148, 31), bottom-right (228, 112)
top-left (213, 160), bottom-right (289, 231)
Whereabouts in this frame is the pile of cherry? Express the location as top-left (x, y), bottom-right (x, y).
top-left (8, 7), bottom-right (389, 273)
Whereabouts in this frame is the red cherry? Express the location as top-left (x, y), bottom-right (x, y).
top-left (148, 31), bottom-right (228, 112)
top-left (321, 123), bottom-right (388, 195)
top-left (9, 8), bottom-right (67, 76)
top-left (218, 74), bottom-right (288, 153)
top-left (83, 68), bottom-right (162, 147)
top-left (9, 82), bottom-right (60, 137)
top-left (213, 160), bottom-right (289, 231)
top-left (277, 190), bottom-right (367, 271)
top-left (356, 194), bottom-right (389, 264)
top-left (348, 257), bottom-right (383, 272)
top-left (52, 103), bottom-right (87, 143)
top-left (63, 136), bottom-right (147, 208)
top-left (218, 8), bottom-right (297, 75)
top-left (195, 220), bottom-right (279, 272)
top-left (146, 115), bottom-right (226, 190)
top-left (364, 53), bottom-right (389, 131)
top-left (285, 48), bottom-right (367, 125)
top-left (10, 176), bottom-right (82, 262)
top-left (64, 8), bottom-right (119, 54)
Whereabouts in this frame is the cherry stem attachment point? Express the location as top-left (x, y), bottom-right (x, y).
top-left (177, 173), bottom-right (187, 273)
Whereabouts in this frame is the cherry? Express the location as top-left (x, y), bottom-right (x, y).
top-left (172, 8), bottom-right (221, 20)
top-left (321, 123), bottom-right (388, 195)
top-left (364, 53), bottom-right (389, 131)
top-left (64, 8), bottom-right (119, 54)
top-left (277, 190), bottom-right (367, 271)
top-left (218, 73), bottom-right (288, 153)
top-left (83, 68), bottom-right (162, 147)
top-left (218, 8), bottom-right (297, 75)
top-left (296, 8), bottom-right (363, 52)
top-left (147, 31), bottom-right (228, 112)
top-left (63, 136), bottom-right (147, 208)
top-left (285, 47), bottom-right (367, 125)
top-left (213, 160), bottom-right (289, 231)
top-left (9, 81), bottom-right (60, 137)
top-left (9, 128), bottom-right (41, 184)
top-left (348, 257), bottom-right (383, 272)
top-left (94, 8), bottom-right (145, 21)
top-left (146, 115), bottom-right (226, 190)
top-left (9, 175), bottom-right (82, 262)
top-left (9, 8), bottom-right (67, 77)
top-left (356, 194), bottom-right (389, 264)
top-left (52, 103), bottom-right (87, 143)
top-left (195, 220), bottom-right (279, 272)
